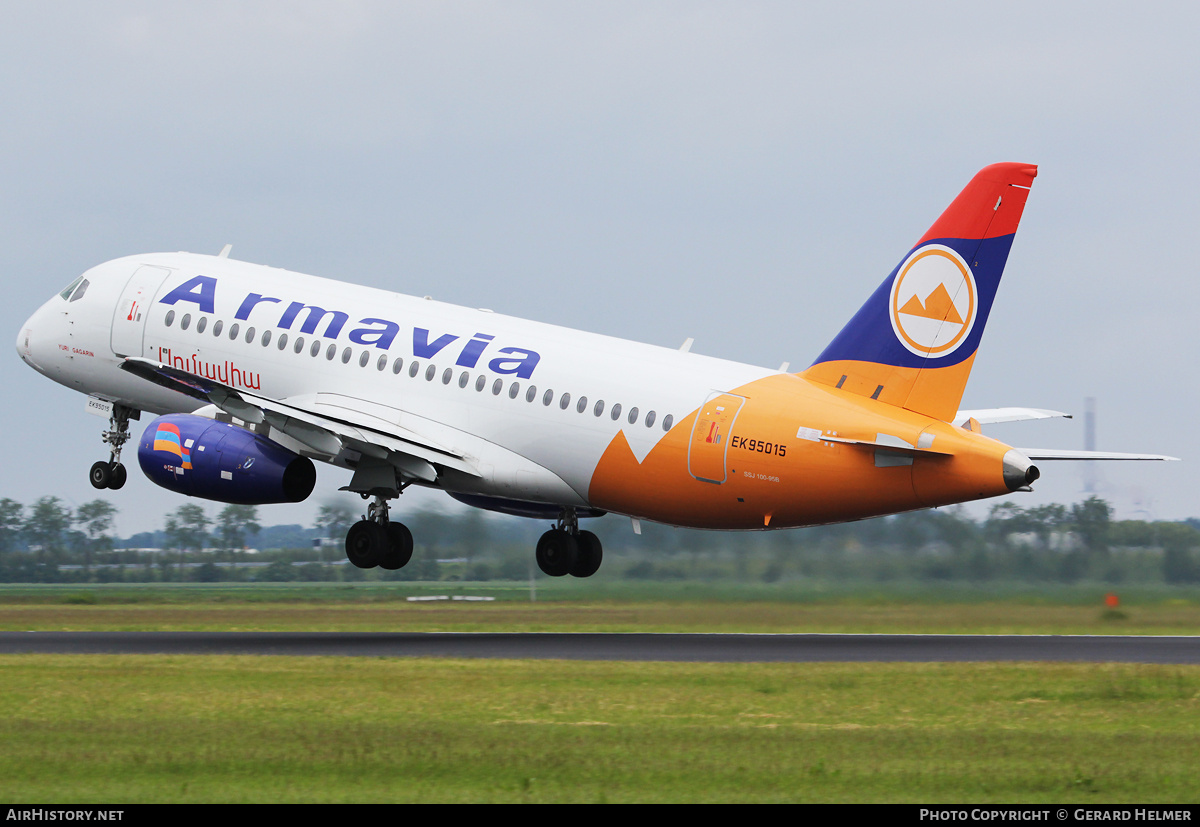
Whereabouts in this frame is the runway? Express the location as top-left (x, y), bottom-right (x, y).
top-left (2, 631), bottom-right (1199, 663)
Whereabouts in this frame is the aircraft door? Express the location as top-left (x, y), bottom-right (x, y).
top-left (687, 392), bottom-right (746, 484)
top-left (111, 265), bottom-right (171, 357)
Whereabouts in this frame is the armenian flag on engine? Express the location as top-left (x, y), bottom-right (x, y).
top-left (152, 422), bottom-right (192, 469)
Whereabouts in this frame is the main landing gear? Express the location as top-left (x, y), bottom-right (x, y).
top-left (345, 494), bottom-right (414, 570)
top-left (342, 497), bottom-right (604, 579)
top-left (90, 404), bottom-right (137, 490)
top-left (536, 508), bottom-right (603, 578)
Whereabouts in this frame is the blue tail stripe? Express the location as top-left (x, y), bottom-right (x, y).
top-left (810, 234), bottom-right (1016, 369)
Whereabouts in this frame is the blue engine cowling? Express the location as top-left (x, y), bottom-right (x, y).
top-left (137, 414), bottom-right (317, 505)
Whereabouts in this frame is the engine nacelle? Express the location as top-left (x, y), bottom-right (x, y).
top-left (138, 414), bottom-right (317, 505)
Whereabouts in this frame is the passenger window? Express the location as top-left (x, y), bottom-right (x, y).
top-left (180, 314), bottom-right (191, 331)
top-left (576, 396), bottom-right (588, 414)
top-left (442, 368), bottom-right (453, 384)
top-left (359, 351), bottom-right (370, 367)
top-left (628, 407), bottom-right (639, 425)
top-left (392, 358), bottom-right (404, 374)
top-left (543, 389), bottom-right (554, 406)
top-left (341, 347), bottom-right (352, 364)
top-left (409, 361), bottom-right (420, 377)
top-left (475, 375), bottom-right (487, 391)
top-left (277, 333), bottom-right (288, 350)
top-left (245, 327), bottom-right (256, 343)
top-left (492, 379), bottom-right (503, 395)
top-left (229, 323), bottom-right (240, 340)
top-left (526, 385), bottom-right (537, 402)
top-left (165, 310), bottom-right (175, 327)
top-left (197, 317), bottom-right (207, 334)
top-left (508, 382), bottom-right (520, 399)
top-left (377, 354), bottom-right (388, 371)
top-left (662, 414), bottom-right (674, 431)
top-left (611, 403), bottom-right (622, 421)
top-left (559, 392), bottom-right (571, 410)
top-left (459, 371), bottom-right (470, 388)
top-left (326, 343), bottom-right (337, 360)
top-left (213, 320), bottom-right (223, 337)
top-left (294, 336), bottom-right (305, 354)
top-left (645, 410), bottom-right (657, 428)
top-left (594, 400), bottom-right (605, 417)
top-left (425, 364), bottom-right (436, 381)
top-left (261, 330), bottom-right (271, 347)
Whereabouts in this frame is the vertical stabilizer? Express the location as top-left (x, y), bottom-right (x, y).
top-left (802, 163), bottom-right (1037, 421)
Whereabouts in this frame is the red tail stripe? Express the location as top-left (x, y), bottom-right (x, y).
top-left (918, 163), bottom-right (1037, 245)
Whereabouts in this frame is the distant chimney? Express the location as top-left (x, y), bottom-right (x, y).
top-left (1083, 397), bottom-right (1097, 495)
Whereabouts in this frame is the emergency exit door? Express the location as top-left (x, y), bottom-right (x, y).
top-left (687, 392), bottom-right (746, 484)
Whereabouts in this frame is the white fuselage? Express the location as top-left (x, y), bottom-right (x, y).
top-left (17, 252), bottom-right (777, 511)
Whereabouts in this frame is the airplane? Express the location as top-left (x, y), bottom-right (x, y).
top-left (15, 163), bottom-right (1177, 576)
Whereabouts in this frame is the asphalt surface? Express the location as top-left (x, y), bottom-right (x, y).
top-left (1, 631), bottom-right (1199, 663)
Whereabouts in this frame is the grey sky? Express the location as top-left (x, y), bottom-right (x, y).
top-left (2, 2), bottom-right (1195, 536)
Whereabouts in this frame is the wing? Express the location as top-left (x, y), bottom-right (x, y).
top-left (953, 407), bottom-right (1071, 426)
top-left (119, 357), bottom-right (479, 484)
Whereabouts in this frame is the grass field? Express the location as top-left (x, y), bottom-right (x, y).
top-left (0, 581), bottom-right (1198, 634)
top-left (0, 656), bottom-right (1197, 803)
top-left (1, 583), bottom-right (1197, 803)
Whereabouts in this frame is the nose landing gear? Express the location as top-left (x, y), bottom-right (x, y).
top-left (89, 405), bottom-right (137, 490)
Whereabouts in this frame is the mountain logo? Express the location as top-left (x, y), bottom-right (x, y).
top-left (888, 244), bottom-right (977, 358)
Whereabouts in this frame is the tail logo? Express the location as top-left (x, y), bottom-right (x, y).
top-left (888, 244), bottom-right (977, 358)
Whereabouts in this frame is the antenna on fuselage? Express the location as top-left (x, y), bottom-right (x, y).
top-left (217, 244), bottom-right (232, 259)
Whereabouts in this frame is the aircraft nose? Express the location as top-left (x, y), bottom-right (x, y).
top-left (16, 311), bottom-right (37, 365)
top-left (16, 302), bottom-right (56, 372)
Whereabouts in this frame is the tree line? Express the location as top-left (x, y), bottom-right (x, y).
top-left (1, 494), bottom-right (1199, 584)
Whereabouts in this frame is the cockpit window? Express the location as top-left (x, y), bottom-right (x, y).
top-left (58, 276), bottom-right (85, 301)
top-left (68, 279), bottom-right (90, 302)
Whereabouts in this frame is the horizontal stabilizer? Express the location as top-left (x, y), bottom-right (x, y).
top-left (954, 407), bottom-right (1071, 426)
top-left (1019, 448), bottom-right (1179, 462)
top-left (820, 432), bottom-right (951, 456)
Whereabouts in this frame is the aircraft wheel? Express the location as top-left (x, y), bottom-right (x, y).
top-left (345, 520), bottom-right (386, 569)
top-left (535, 529), bottom-right (578, 577)
top-left (571, 530), bottom-right (603, 578)
top-left (380, 522), bottom-right (414, 570)
top-left (89, 461), bottom-right (111, 490)
top-left (108, 463), bottom-right (127, 490)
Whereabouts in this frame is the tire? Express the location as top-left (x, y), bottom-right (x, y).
top-left (89, 461), bottom-right (111, 490)
top-left (108, 463), bottom-right (127, 490)
top-left (345, 520), bottom-right (385, 568)
top-left (571, 530), bottom-right (603, 578)
top-left (380, 522), bottom-right (414, 570)
top-left (535, 529), bottom-right (578, 577)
